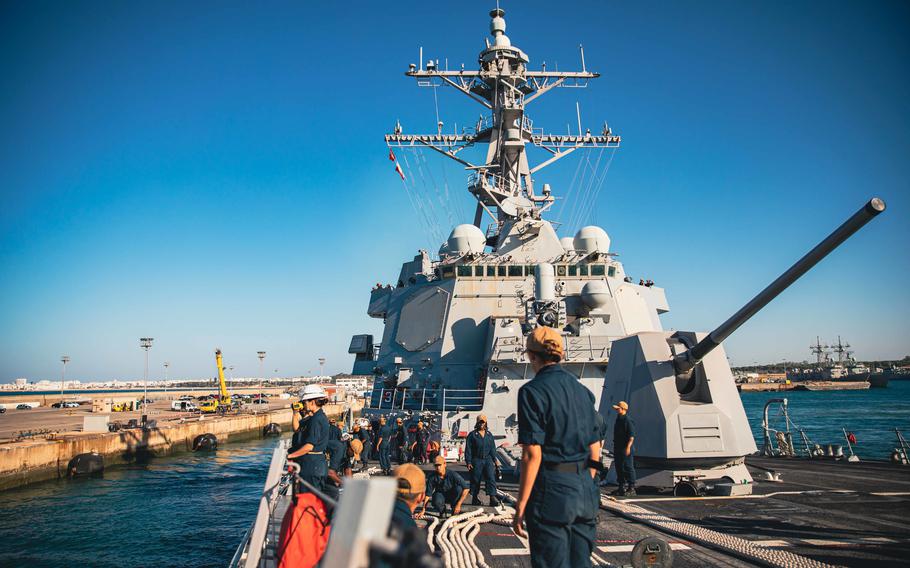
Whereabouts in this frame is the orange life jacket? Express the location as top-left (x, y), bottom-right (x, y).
top-left (277, 492), bottom-right (331, 568)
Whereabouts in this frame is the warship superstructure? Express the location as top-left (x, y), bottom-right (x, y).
top-left (231, 8), bottom-right (906, 568)
top-left (349, 8), bottom-right (668, 447)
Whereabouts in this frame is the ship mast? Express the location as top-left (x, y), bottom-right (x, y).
top-left (386, 8), bottom-right (620, 245)
top-left (810, 336), bottom-right (830, 365)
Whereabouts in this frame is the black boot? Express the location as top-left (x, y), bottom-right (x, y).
top-left (610, 487), bottom-right (626, 496)
top-left (624, 485), bottom-right (637, 497)
top-left (471, 496), bottom-right (482, 506)
top-left (489, 497), bottom-right (500, 507)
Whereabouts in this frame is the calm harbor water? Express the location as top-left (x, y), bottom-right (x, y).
top-left (740, 379), bottom-right (910, 459)
top-left (0, 382), bottom-right (908, 567)
top-left (0, 435), bottom-right (284, 568)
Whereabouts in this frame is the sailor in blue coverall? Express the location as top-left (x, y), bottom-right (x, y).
top-left (287, 385), bottom-right (332, 493)
top-left (377, 416), bottom-right (392, 474)
top-left (465, 414), bottom-right (499, 506)
top-left (513, 326), bottom-right (602, 568)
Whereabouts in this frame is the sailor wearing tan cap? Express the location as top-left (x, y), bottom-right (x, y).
top-left (465, 413), bottom-right (499, 506)
top-left (374, 464), bottom-right (437, 568)
top-left (391, 463), bottom-right (426, 530)
top-left (513, 326), bottom-right (601, 568)
top-left (418, 455), bottom-right (470, 519)
top-left (611, 400), bottom-right (636, 496)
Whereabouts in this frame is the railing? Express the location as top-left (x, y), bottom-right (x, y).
top-left (369, 387), bottom-right (485, 412)
top-left (468, 171), bottom-right (520, 196)
top-left (230, 439), bottom-right (292, 568)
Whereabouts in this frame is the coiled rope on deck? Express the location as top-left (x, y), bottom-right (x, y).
top-left (600, 494), bottom-right (835, 568)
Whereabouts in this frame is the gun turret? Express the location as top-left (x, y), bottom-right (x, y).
top-left (599, 197), bottom-right (886, 495)
top-left (674, 197), bottom-right (885, 377)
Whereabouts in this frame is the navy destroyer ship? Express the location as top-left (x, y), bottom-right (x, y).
top-left (787, 337), bottom-right (889, 388)
top-left (231, 8), bottom-right (907, 568)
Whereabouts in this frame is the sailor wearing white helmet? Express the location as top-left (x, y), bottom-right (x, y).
top-left (288, 384), bottom-right (331, 493)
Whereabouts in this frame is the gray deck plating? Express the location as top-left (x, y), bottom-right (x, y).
top-left (421, 457), bottom-right (908, 567)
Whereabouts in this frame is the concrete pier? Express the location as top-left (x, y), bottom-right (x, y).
top-left (0, 403), bottom-right (347, 491)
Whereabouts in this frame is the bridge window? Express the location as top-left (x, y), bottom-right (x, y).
top-left (498, 265), bottom-right (508, 277)
top-left (508, 265), bottom-right (523, 277)
top-left (457, 265), bottom-right (473, 277)
top-left (591, 265), bottom-right (605, 277)
top-left (442, 266), bottom-right (455, 279)
top-left (608, 266), bottom-right (616, 277)
top-left (568, 265), bottom-right (578, 277)
top-left (579, 265), bottom-right (589, 276)
top-left (486, 265), bottom-right (497, 277)
top-left (475, 266), bottom-right (485, 277)
top-left (556, 265), bottom-right (567, 276)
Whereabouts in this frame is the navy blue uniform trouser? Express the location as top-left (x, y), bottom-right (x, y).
top-left (378, 442), bottom-right (390, 471)
top-left (414, 441), bottom-right (427, 463)
top-left (526, 468), bottom-right (599, 568)
top-left (295, 454), bottom-right (328, 494)
top-left (614, 453), bottom-right (636, 488)
top-left (470, 458), bottom-right (497, 498)
top-left (397, 442), bottom-right (408, 464)
top-left (430, 491), bottom-right (457, 515)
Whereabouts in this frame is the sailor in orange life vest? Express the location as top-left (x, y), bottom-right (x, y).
top-left (512, 326), bottom-right (603, 568)
top-left (287, 384), bottom-right (331, 492)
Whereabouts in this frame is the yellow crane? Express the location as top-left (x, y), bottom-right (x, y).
top-left (200, 349), bottom-right (233, 413)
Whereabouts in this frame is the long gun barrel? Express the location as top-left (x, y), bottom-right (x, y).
top-left (675, 197), bottom-right (886, 375)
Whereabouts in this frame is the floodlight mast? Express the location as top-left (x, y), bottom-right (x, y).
top-left (257, 351), bottom-right (266, 404)
top-left (140, 338), bottom-right (154, 409)
top-left (386, 8), bottom-right (620, 236)
top-left (60, 355), bottom-right (70, 401)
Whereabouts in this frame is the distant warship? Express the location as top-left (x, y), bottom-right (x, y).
top-left (788, 336), bottom-right (888, 387)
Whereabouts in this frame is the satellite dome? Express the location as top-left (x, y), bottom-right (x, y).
top-left (580, 281), bottom-right (611, 309)
top-left (560, 237), bottom-right (575, 253)
top-left (447, 224), bottom-right (486, 255)
top-left (573, 226), bottom-right (610, 255)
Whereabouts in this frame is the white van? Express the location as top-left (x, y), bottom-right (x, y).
top-left (170, 400), bottom-right (199, 412)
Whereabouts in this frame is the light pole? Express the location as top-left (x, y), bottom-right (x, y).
top-left (140, 337), bottom-right (154, 409)
top-left (163, 361), bottom-right (170, 397)
top-left (257, 351), bottom-right (266, 400)
top-left (318, 357), bottom-right (326, 378)
top-left (60, 355), bottom-right (70, 402)
top-left (228, 365), bottom-right (235, 393)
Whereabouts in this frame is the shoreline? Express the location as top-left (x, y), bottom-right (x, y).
top-left (0, 404), bottom-right (345, 492)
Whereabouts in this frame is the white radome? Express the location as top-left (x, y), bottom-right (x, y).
top-left (447, 224), bottom-right (486, 255)
top-left (581, 280), bottom-right (611, 309)
top-left (574, 226), bottom-right (610, 255)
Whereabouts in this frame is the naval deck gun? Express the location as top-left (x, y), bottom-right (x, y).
top-left (599, 198), bottom-right (886, 495)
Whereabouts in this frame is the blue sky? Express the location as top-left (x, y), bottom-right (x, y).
top-left (1, 1), bottom-right (907, 382)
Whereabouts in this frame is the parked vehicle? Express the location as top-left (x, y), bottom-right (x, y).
top-left (0, 407), bottom-right (6, 414)
top-left (16, 404), bottom-right (32, 410)
top-left (171, 400), bottom-right (199, 412)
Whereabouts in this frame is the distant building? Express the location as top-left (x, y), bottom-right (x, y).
top-left (14, 378), bottom-right (27, 389)
top-left (334, 375), bottom-right (371, 393)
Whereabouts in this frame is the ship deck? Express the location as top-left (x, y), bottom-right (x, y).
top-left (428, 456), bottom-right (910, 567)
